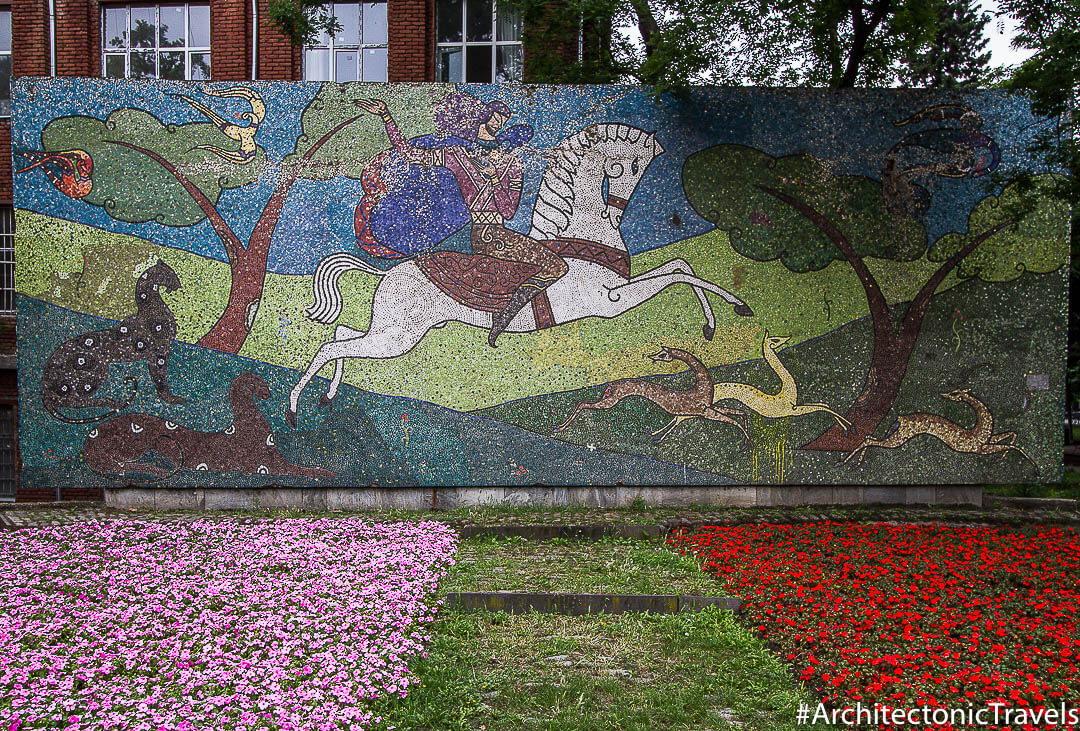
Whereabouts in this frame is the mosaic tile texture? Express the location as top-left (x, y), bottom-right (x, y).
top-left (12, 79), bottom-right (1070, 488)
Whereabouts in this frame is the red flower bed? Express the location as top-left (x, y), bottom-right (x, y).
top-left (668, 522), bottom-right (1080, 730)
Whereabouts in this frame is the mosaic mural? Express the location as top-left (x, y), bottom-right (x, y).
top-left (12, 79), bottom-right (1070, 489)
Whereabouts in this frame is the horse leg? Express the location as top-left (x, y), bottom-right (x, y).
top-left (604, 272), bottom-right (753, 324)
top-left (628, 259), bottom-right (717, 339)
top-left (322, 325), bottom-right (365, 407)
top-left (321, 359), bottom-right (345, 408)
top-left (288, 327), bottom-right (418, 427)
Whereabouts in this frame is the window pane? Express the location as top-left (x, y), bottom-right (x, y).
top-left (0, 11), bottom-right (10, 54)
top-left (335, 50), bottom-right (358, 81)
top-left (130, 51), bottom-right (156, 78)
top-left (335, 2), bottom-right (360, 45)
top-left (311, 4), bottom-right (332, 46)
top-left (305, 48), bottom-right (331, 80)
top-left (190, 52), bottom-right (211, 80)
top-left (466, 0), bottom-right (492, 42)
top-left (189, 4), bottom-right (210, 47)
top-left (105, 54), bottom-right (126, 78)
top-left (104, 6), bottom-right (128, 49)
top-left (362, 47), bottom-right (387, 81)
top-left (159, 51), bottom-right (185, 79)
top-left (130, 7), bottom-right (156, 48)
top-left (438, 47), bottom-right (462, 82)
top-left (496, 1), bottom-right (521, 41)
top-left (159, 5), bottom-right (185, 47)
top-left (437, 0), bottom-right (462, 43)
top-left (0, 55), bottom-right (9, 116)
top-left (363, 2), bottom-right (387, 45)
top-left (496, 44), bottom-right (521, 82)
top-left (465, 44), bottom-right (491, 82)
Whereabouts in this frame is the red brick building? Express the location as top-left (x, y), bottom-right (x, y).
top-left (0, 0), bottom-right (575, 501)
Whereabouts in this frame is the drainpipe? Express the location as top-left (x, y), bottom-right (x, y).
top-left (251, 0), bottom-right (258, 79)
top-left (48, 0), bottom-right (57, 76)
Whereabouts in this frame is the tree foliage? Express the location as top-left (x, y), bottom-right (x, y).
top-left (41, 108), bottom-right (266, 225)
top-left (266, 0), bottom-right (342, 47)
top-left (281, 84), bottom-right (446, 181)
top-left (682, 144), bottom-right (926, 270)
top-left (903, 0), bottom-right (992, 87)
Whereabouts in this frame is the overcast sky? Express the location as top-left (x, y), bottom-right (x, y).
top-left (982, 0), bottom-right (1036, 68)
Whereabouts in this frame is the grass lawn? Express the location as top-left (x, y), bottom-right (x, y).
top-left (983, 470), bottom-right (1080, 500)
top-left (374, 536), bottom-right (833, 730)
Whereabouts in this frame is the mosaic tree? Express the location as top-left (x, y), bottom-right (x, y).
top-left (684, 145), bottom-right (1067, 451)
top-left (35, 84), bottom-right (440, 354)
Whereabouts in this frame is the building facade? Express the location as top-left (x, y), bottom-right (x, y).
top-left (1, 0), bottom-right (572, 500)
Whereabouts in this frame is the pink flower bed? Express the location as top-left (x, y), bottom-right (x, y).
top-left (0, 518), bottom-right (458, 730)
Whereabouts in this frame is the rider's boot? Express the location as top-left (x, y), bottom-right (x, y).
top-left (489, 277), bottom-right (550, 347)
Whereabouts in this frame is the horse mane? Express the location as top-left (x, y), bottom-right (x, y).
top-left (531, 123), bottom-right (654, 239)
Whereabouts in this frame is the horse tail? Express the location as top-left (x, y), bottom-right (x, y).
top-left (307, 253), bottom-right (386, 324)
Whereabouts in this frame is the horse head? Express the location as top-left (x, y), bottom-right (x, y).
top-left (598, 126), bottom-right (663, 229)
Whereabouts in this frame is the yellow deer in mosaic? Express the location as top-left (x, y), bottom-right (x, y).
top-left (711, 331), bottom-right (853, 431)
top-left (841, 388), bottom-right (1038, 472)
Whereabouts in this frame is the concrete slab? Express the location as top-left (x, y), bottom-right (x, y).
top-left (101, 484), bottom-right (987, 510)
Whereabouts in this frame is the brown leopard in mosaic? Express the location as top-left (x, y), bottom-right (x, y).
top-left (82, 372), bottom-right (337, 481)
top-left (41, 261), bottom-right (185, 424)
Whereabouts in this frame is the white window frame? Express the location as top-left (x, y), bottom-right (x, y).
top-left (101, 3), bottom-right (211, 80)
top-left (436, 0), bottom-right (523, 83)
top-left (303, 2), bottom-right (389, 82)
top-left (0, 206), bottom-right (13, 314)
top-left (0, 8), bottom-right (11, 118)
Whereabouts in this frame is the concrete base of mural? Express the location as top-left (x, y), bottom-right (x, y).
top-left (104, 485), bottom-right (983, 510)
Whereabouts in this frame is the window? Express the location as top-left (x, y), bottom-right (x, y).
top-left (102, 4), bottom-right (211, 80)
top-left (0, 404), bottom-right (13, 501)
top-left (437, 0), bottom-right (522, 83)
top-left (0, 9), bottom-right (10, 116)
top-left (304, 3), bottom-right (388, 82)
top-left (0, 207), bottom-right (12, 314)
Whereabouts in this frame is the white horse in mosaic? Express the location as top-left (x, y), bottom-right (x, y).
top-left (287, 123), bottom-right (753, 425)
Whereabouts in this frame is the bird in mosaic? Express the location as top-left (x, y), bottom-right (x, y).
top-left (14, 148), bottom-right (93, 199)
top-left (171, 86), bottom-right (266, 165)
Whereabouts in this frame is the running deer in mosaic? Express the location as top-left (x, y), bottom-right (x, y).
top-left (554, 347), bottom-right (751, 445)
top-left (711, 331), bottom-right (853, 432)
top-left (841, 387), bottom-right (1038, 473)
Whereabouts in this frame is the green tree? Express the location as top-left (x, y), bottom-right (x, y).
top-left (683, 145), bottom-right (1068, 450)
top-left (36, 84), bottom-right (428, 354)
top-left (509, 0), bottom-right (940, 88)
top-left (903, 0), bottom-right (992, 86)
top-left (1000, 0), bottom-right (1080, 397)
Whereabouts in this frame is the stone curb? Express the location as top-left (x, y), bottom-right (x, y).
top-left (0, 501), bottom-right (104, 511)
top-left (444, 591), bottom-right (740, 615)
top-left (983, 495), bottom-right (1078, 512)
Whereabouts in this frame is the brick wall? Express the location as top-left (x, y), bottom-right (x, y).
top-left (0, 121), bottom-right (10, 204)
top-left (211, 0), bottom-right (252, 80)
top-left (12, 0), bottom-right (51, 77)
top-left (388, 0), bottom-right (432, 82)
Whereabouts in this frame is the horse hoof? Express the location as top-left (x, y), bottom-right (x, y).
top-left (703, 322), bottom-right (715, 341)
top-left (734, 304), bottom-right (754, 317)
top-left (286, 410), bottom-right (297, 429)
top-left (319, 394), bottom-right (334, 410)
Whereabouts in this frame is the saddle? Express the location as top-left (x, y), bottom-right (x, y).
top-left (416, 238), bottom-right (631, 331)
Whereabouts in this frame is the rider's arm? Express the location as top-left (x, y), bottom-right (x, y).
top-left (380, 113), bottom-right (443, 167)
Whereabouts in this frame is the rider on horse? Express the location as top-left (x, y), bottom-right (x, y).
top-left (356, 95), bottom-right (568, 347)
